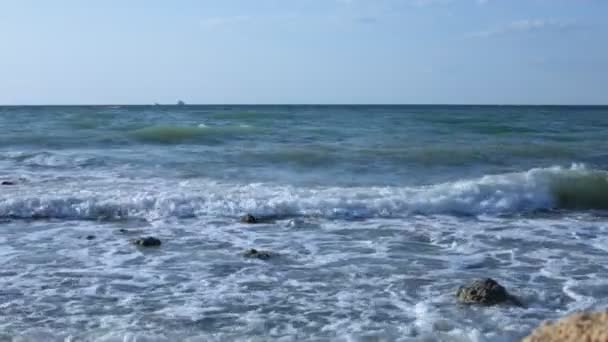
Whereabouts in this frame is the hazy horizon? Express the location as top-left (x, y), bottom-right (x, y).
top-left (2, 103), bottom-right (608, 107)
top-left (1, 0), bottom-right (607, 105)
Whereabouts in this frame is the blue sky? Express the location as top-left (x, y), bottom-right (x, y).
top-left (0, 0), bottom-right (606, 105)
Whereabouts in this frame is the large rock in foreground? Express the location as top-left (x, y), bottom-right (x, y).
top-left (523, 311), bottom-right (608, 342)
top-left (456, 278), bottom-right (513, 305)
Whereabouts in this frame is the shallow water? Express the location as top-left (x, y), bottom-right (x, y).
top-left (1, 105), bottom-right (608, 341)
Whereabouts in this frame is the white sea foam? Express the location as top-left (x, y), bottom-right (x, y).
top-left (1, 207), bottom-right (607, 341)
top-left (0, 165), bottom-right (606, 221)
top-left (0, 151), bottom-right (101, 168)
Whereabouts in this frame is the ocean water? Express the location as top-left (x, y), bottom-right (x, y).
top-left (1, 105), bottom-right (608, 341)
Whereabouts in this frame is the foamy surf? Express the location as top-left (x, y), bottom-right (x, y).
top-left (3, 105), bottom-right (608, 341)
top-left (1, 165), bottom-right (606, 221)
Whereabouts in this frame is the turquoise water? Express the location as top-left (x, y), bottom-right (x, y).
top-left (3, 105), bottom-right (608, 185)
top-left (1, 105), bottom-right (608, 341)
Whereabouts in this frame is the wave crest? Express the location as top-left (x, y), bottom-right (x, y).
top-left (1, 165), bottom-right (607, 221)
top-left (130, 124), bottom-right (257, 144)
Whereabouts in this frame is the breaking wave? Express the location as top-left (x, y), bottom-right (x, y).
top-left (1, 165), bottom-right (607, 221)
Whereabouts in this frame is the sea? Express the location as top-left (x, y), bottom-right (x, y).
top-left (1, 105), bottom-right (608, 341)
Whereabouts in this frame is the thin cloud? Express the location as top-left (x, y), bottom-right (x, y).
top-left (411, 0), bottom-right (454, 6)
top-left (200, 15), bottom-right (250, 29)
top-left (468, 19), bottom-right (579, 38)
top-left (337, 0), bottom-right (487, 6)
top-left (354, 16), bottom-right (378, 24)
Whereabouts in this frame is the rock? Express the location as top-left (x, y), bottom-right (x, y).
top-left (119, 228), bottom-right (146, 235)
top-left (523, 311), bottom-right (608, 342)
top-left (131, 237), bottom-right (162, 247)
top-left (243, 248), bottom-right (272, 260)
top-left (456, 278), bottom-right (514, 305)
top-left (85, 235), bottom-right (96, 240)
top-left (1, 181), bottom-right (15, 186)
top-left (240, 214), bottom-right (258, 224)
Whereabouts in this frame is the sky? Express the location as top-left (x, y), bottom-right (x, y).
top-left (0, 0), bottom-right (606, 105)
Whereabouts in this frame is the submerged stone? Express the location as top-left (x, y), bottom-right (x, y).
top-left (240, 214), bottom-right (258, 224)
top-left (131, 237), bottom-right (162, 247)
top-left (456, 278), bottom-right (513, 305)
top-left (119, 228), bottom-right (144, 234)
top-left (243, 248), bottom-right (272, 260)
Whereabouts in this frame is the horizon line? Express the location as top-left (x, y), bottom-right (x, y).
top-left (0, 103), bottom-right (607, 107)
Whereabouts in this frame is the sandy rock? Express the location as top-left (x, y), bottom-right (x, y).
top-left (523, 311), bottom-right (608, 342)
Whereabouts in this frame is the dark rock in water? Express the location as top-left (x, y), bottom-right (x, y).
top-left (243, 248), bottom-right (272, 260)
top-left (240, 214), bottom-right (258, 224)
top-left (1, 181), bottom-right (15, 186)
top-left (456, 278), bottom-right (515, 305)
top-left (119, 229), bottom-right (129, 234)
top-left (85, 235), bottom-right (96, 240)
top-left (131, 237), bottom-right (162, 247)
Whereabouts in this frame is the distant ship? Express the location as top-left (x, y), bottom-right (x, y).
top-left (177, 100), bottom-right (186, 106)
